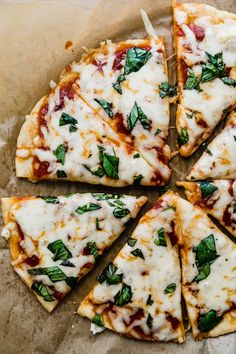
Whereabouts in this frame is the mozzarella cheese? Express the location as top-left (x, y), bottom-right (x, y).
top-left (1, 193), bottom-right (147, 312)
top-left (78, 192), bottom-right (185, 343)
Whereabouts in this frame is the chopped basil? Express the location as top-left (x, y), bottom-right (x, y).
top-left (59, 112), bottom-right (78, 126)
top-left (124, 47), bottom-right (152, 75)
top-left (193, 262), bottom-right (211, 283)
top-left (91, 314), bottom-right (103, 327)
top-left (113, 207), bottom-right (130, 218)
top-left (186, 111), bottom-right (196, 119)
top-left (154, 227), bottom-right (167, 247)
top-left (154, 128), bottom-right (162, 135)
top-left (75, 203), bottom-right (102, 214)
top-left (92, 193), bottom-right (122, 201)
top-left (130, 248), bottom-right (145, 260)
top-left (201, 52), bottom-right (225, 83)
top-left (234, 136), bottom-right (236, 142)
top-left (184, 70), bottom-right (202, 91)
top-left (114, 283), bottom-right (133, 306)
top-left (107, 199), bottom-right (125, 208)
top-left (178, 128), bottom-right (189, 145)
top-left (40, 196), bottom-right (59, 204)
top-left (28, 266), bottom-right (67, 283)
top-left (198, 310), bottom-right (223, 332)
top-left (164, 283), bottom-right (176, 294)
top-left (95, 218), bottom-right (101, 231)
top-left (94, 98), bottom-right (113, 118)
top-left (97, 262), bottom-right (123, 285)
top-left (200, 181), bottom-right (218, 198)
top-left (233, 202), bottom-right (236, 213)
top-left (133, 153), bottom-right (140, 159)
top-left (56, 170), bottom-right (67, 178)
top-left (53, 144), bottom-right (66, 165)
top-left (31, 282), bottom-right (55, 302)
top-left (86, 241), bottom-right (98, 259)
top-left (69, 125), bottom-right (78, 133)
top-left (127, 102), bottom-right (150, 131)
top-left (82, 164), bottom-right (105, 178)
top-left (159, 82), bottom-right (177, 98)
top-left (64, 192), bottom-right (76, 198)
top-left (47, 240), bottom-right (72, 261)
top-left (146, 294), bottom-right (153, 306)
top-left (113, 74), bottom-right (126, 94)
top-left (127, 238), bottom-right (137, 247)
top-left (221, 76), bottom-right (236, 87)
top-left (146, 314), bottom-right (153, 328)
top-left (133, 174), bottom-right (143, 185)
top-left (60, 260), bottom-right (75, 267)
top-left (102, 153), bottom-right (119, 179)
top-left (202, 142), bottom-right (213, 156)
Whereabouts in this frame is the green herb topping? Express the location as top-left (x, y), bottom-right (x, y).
top-left (198, 310), bottom-right (223, 332)
top-left (199, 181), bottom-right (218, 198)
top-left (94, 98), bottom-right (113, 118)
top-left (184, 70), bottom-right (202, 91)
top-left (114, 283), bottom-right (133, 306)
top-left (154, 227), bottom-right (167, 247)
top-left (127, 102), bottom-right (150, 131)
top-left (124, 47), bottom-right (152, 75)
top-left (164, 283), bottom-right (176, 294)
top-left (91, 314), bottom-right (104, 327)
top-left (130, 248), bottom-right (145, 260)
top-left (159, 82), bottom-right (177, 98)
top-left (75, 203), bottom-right (102, 214)
top-left (47, 240), bottom-right (72, 261)
top-left (127, 238), bottom-right (137, 247)
top-left (31, 282), bottom-right (55, 302)
top-left (53, 144), bottom-right (66, 165)
top-left (97, 262), bottom-right (123, 285)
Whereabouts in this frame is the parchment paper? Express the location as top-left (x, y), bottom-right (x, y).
top-left (0, 0), bottom-right (236, 353)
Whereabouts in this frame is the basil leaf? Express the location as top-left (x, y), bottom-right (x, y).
top-left (29, 266), bottom-right (67, 283)
top-left (59, 112), bottom-right (78, 126)
top-left (146, 294), bottom-right (153, 306)
top-left (75, 203), bottom-right (102, 214)
top-left (107, 199), bottom-right (125, 208)
top-left (154, 227), bottom-right (167, 247)
top-left (147, 314), bottom-right (153, 328)
top-left (64, 192), bottom-right (76, 198)
top-left (60, 260), bottom-right (75, 267)
top-left (127, 238), bottom-right (137, 247)
top-left (178, 128), bottom-right (189, 145)
top-left (47, 240), bottom-right (72, 261)
top-left (95, 218), bottom-right (101, 231)
top-left (65, 276), bottom-right (77, 289)
top-left (113, 74), bottom-right (126, 94)
top-left (87, 241), bottom-right (98, 259)
top-left (164, 283), bottom-right (176, 294)
top-left (102, 153), bottom-right (119, 179)
top-left (201, 52), bottom-right (225, 82)
top-left (198, 310), bottom-right (223, 332)
top-left (127, 102), bottom-right (150, 131)
top-left (114, 283), bottom-right (133, 306)
top-left (154, 128), bottom-right (162, 135)
top-left (131, 248), bottom-right (145, 260)
top-left (133, 174), bottom-right (143, 185)
top-left (31, 281), bottom-right (55, 302)
top-left (53, 144), bottom-right (66, 165)
top-left (221, 77), bottom-right (236, 87)
top-left (94, 98), bottom-right (113, 118)
top-left (56, 170), bottom-right (67, 178)
top-left (159, 82), bottom-right (177, 98)
top-left (97, 262), bottom-right (123, 285)
top-left (186, 111), bottom-right (196, 119)
top-left (200, 182), bottom-right (218, 198)
top-left (193, 262), bottom-right (211, 283)
top-left (124, 47), bottom-right (152, 75)
top-left (40, 196), bottom-right (59, 204)
top-left (113, 207), bottom-right (130, 218)
top-left (92, 193), bottom-right (122, 201)
top-left (82, 164), bottom-right (105, 178)
top-left (133, 153), bottom-right (140, 159)
top-left (193, 234), bottom-right (218, 269)
top-left (184, 70), bottom-right (202, 91)
top-left (91, 314), bottom-right (104, 327)
top-left (69, 125), bottom-right (78, 133)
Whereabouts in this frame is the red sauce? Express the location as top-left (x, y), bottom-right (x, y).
top-left (33, 156), bottom-right (50, 178)
top-left (223, 203), bottom-right (233, 226)
top-left (25, 255), bottom-right (39, 267)
top-left (197, 118), bottom-right (208, 128)
top-left (167, 220), bottom-right (178, 246)
top-left (128, 309), bottom-right (144, 326)
top-left (153, 199), bottom-right (164, 210)
top-left (166, 314), bottom-right (180, 330)
top-left (177, 27), bottom-right (185, 37)
top-left (82, 247), bottom-right (91, 256)
top-left (189, 23), bottom-right (205, 41)
top-left (38, 103), bottom-right (49, 137)
top-left (92, 59), bottom-right (107, 72)
top-left (112, 113), bottom-right (135, 154)
top-left (132, 325), bottom-right (153, 339)
top-left (17, 224), bottom-right (25, 241)
top-left (179, 59), bottom-right (189, 85)
top-left (54, 83), bottom-right (75, 111)
top-left (49, 286), bottom-right (64, 301)
top-left (113, 48), bottom-right (130, 71)
top-left (151, 171), bottom-right (164, 185)
top-left (104, 301), bottom-right (116, 314)
top-left (228, 180), bottom-right (234, 196)
top-left (153, 147), bottom-right (168, 165)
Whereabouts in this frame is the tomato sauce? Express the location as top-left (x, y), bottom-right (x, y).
top-left (38, 103), bottom-right (49, 137)
top-left (179, 59), bottom-right (189, 85)
top-left (166, 314), bottom-right (180, 330)
top-left (223, 203), bottom-right (234, 226)
top-left (189, 23), bottom-right (205, 42)
top-left (54, 82), bottom-right (75, 111)
top-left (25, 255), bottom-right (39, 267)
top-left (33, 156), bottom-right (50, 178)
top-left (92, 59), bottom-right (107, 72)
top-left (167, 221), bottom-right (178, 246)
top-left (112, 45), bottom-right (151, 71)
top-left (128, 309), bottom-right (144, 326)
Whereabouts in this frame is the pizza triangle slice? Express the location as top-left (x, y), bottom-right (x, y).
top-left (1, 192), bottom-right (147, 312)
top-left (187, 111), bottom-right (236, 180)
top-left (177, 180), bottom-right (236, 238)
top-left (173, 1), bottom-right (236, 156)
top-left (175, 195), bottom-right (236, 340)
top-left (77, 191), bottom-right (185, 343)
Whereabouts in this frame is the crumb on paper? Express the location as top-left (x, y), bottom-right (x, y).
top-left (65, 40), bottom-right (73, 50)
top-left (90, 323), bottom-right (105, 335)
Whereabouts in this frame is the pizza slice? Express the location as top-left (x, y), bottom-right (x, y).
top-left (177, 180), bottom-right (236, 238)
top-left (1, 192), bottom-right (147, 312)
top-left (78, 191), bottom-right (185, 343)
top-left (187, 111), bottom-right (236, 180)
top-left (16, 13), bottom-right (172, 186)
top-left (175, 195), bottom-right (236, 340)
top-left (173, 1), bottom-right (236, 156)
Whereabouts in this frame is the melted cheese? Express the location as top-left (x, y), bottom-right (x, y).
top-left (1, 193), bottom-right (146, 311)
top-left (78, 192), bottom-right (185, 343)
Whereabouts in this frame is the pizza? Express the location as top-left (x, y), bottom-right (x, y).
top-left (78, 191), bottom-right (185, 343)
top-left (173, 1), bottom-right (236, 156)
top-left (177, 180), bottom-right (236, 238)
top-left (175, 195), bottom-right (236, 340)
top-left (186, 111), bottom-right (236, 180)
top-left (16, 17), bottom-right (174, 186)
top-left (1, 192), bottom-right (147, 312)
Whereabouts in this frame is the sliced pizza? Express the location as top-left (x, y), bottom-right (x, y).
top-left (78, 191), bottom-right (185, 343)
top-left (173, 1), bottom-right (236, 156)
top-left (187, 111), bottom-right (236, 180)
top-left (16, 14), bottom-right (172, 186)
top-left (1, 192), bottom-right (147, 312)
top-left (177, 180), bottom-right (236, 238)
top-left (175, 196), bottom-right (236, 340)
